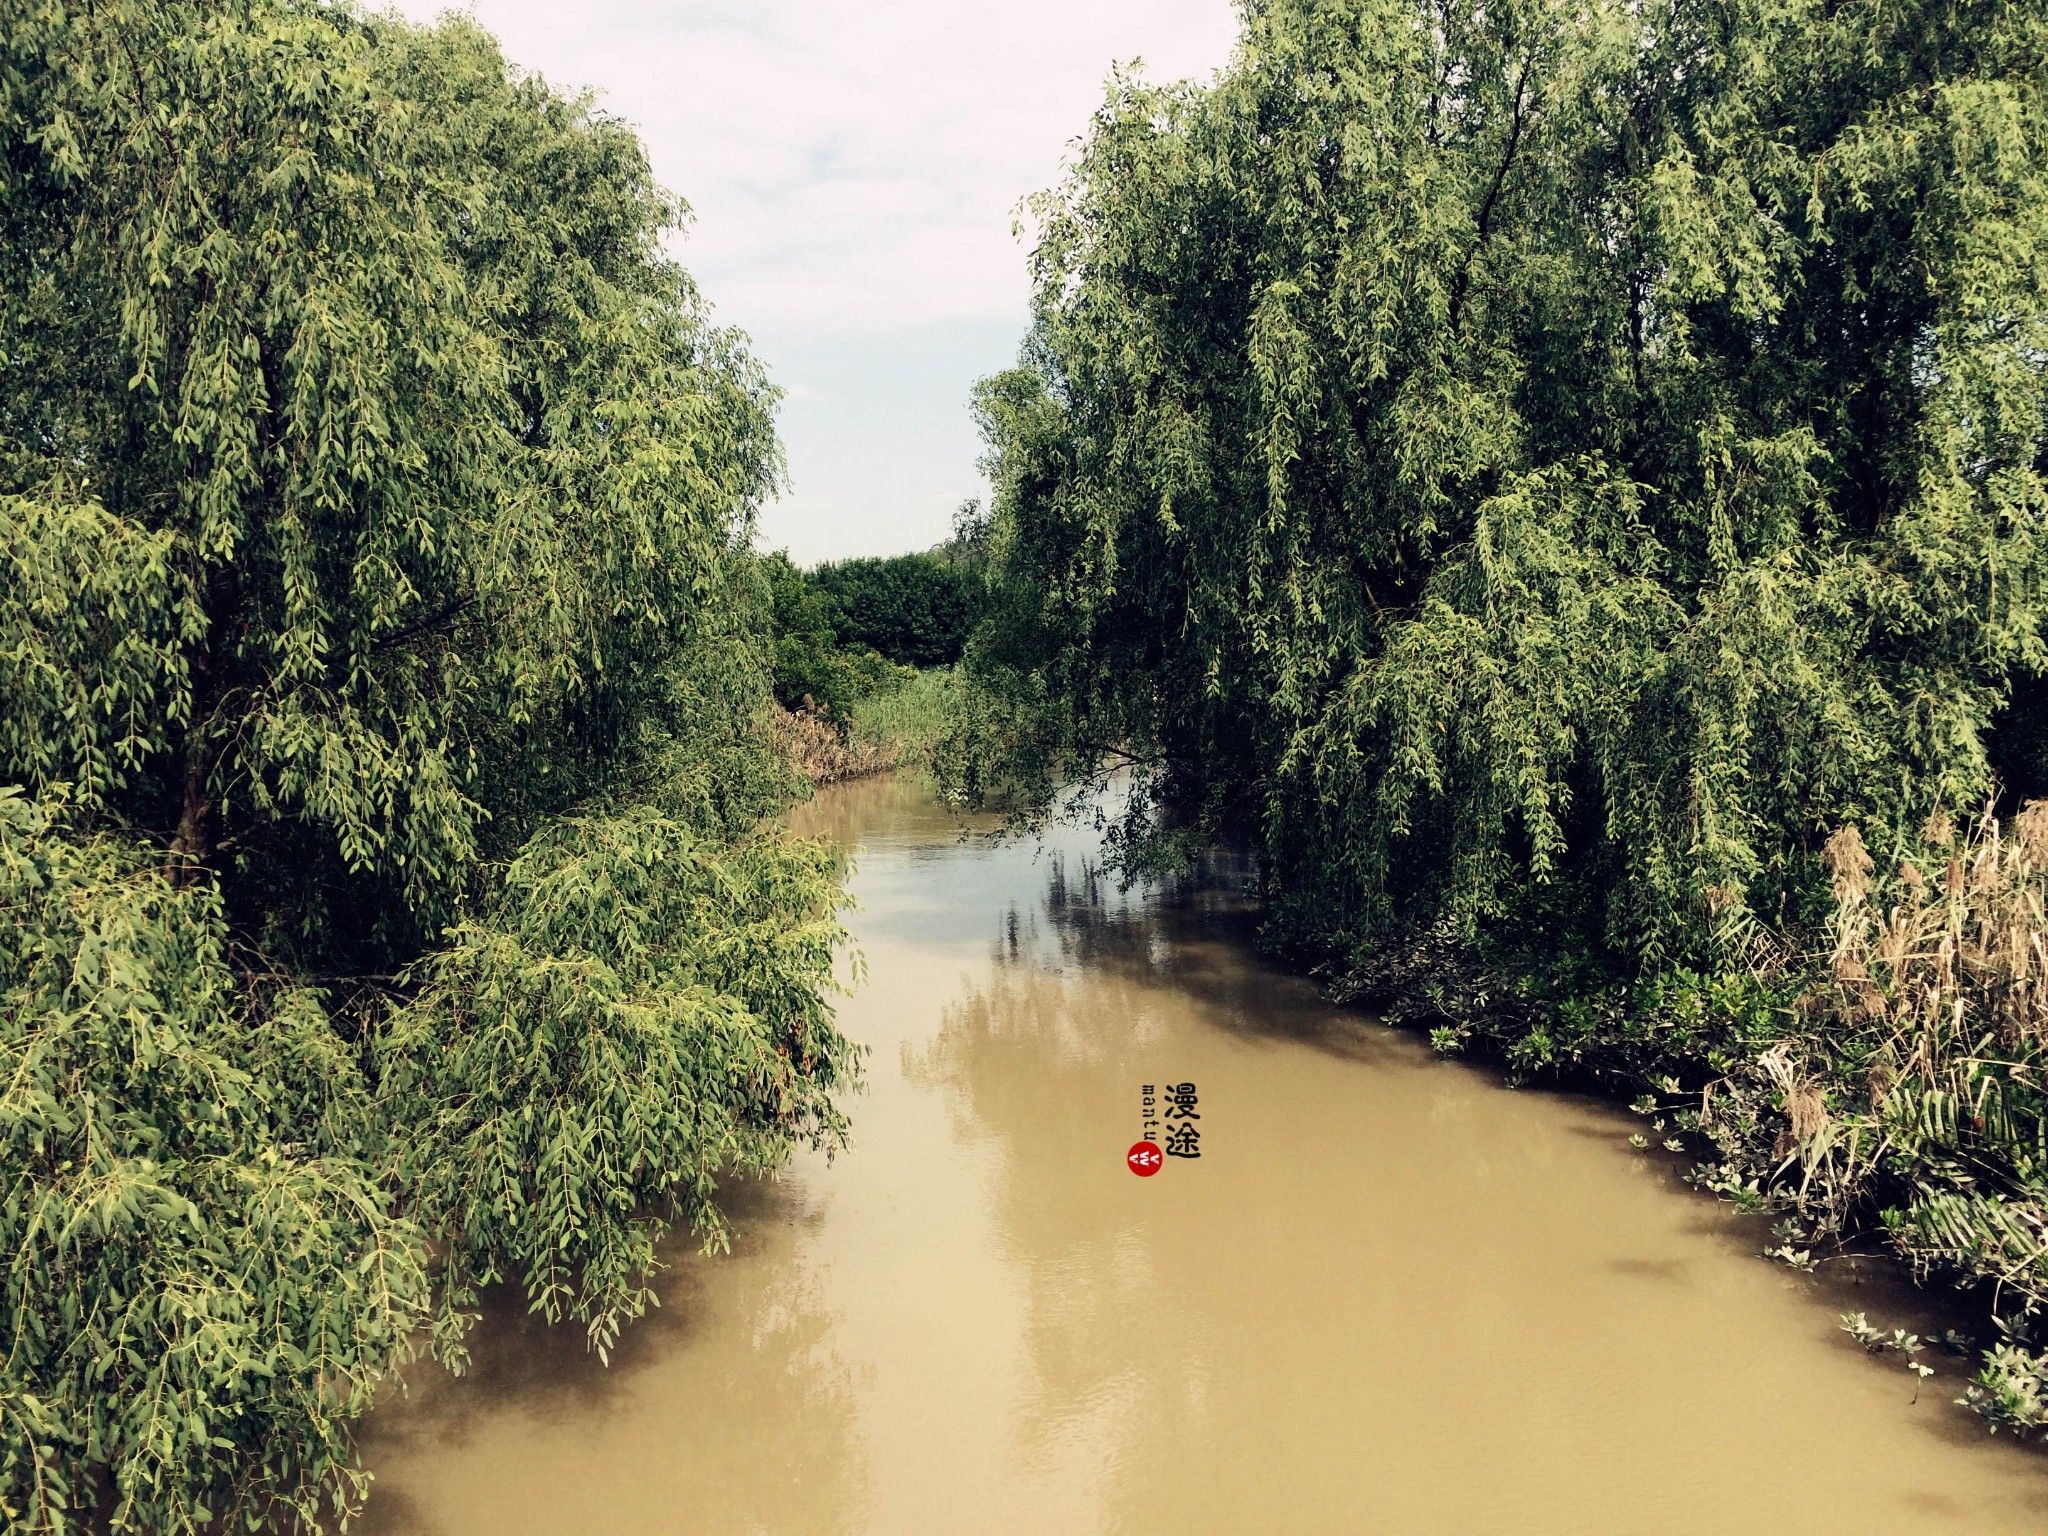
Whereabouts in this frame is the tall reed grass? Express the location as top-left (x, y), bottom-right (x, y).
top-left (844, 668), bottom-right (957, 773)
top-left (1803, 805), bottom-right (2048, 1429)
top-left (774, 668), bottom-right (958, 789)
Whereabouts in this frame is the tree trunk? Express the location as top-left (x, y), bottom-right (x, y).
top-left (168, 563), bottom-right (239, 884)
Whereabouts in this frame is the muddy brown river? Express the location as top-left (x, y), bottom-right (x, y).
top-left (357, 773), bottom-right (2048, 1534)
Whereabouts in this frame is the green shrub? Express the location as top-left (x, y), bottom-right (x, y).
top-left (0, 790), bottom-right (428, 1534)
top-left (381, 809), bottom-right (856, 1364)
top-left (813, 553), bottom-right (981, 668)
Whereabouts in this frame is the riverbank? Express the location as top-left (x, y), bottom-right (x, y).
top-left (1317, 822), bottom-right (2048, 1436)
top-left (776, 667), bottom-right (957, 788)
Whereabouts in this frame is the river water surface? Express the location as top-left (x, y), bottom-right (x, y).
top-left (357, 773), bottom-right (2048, 1534)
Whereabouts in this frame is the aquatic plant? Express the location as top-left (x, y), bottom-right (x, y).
top-left (1963, 1343), bottom-right (2048, 1434)
top-left (1816, 808), bottom-right (2048, 1304)
top-left (1796, 807), bottom-right (2048, 1429)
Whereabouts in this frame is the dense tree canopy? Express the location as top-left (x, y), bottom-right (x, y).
top-left (813, 551), bottom-right (981, 669)
top-left (761, 547), bottom-right (976, 727)
top-left (944, 0), bottom-right (2048, 1416)
top-left (0, 3), bottom-right (855, 1530)
top-left (762, 549), bottom-right (906, 722)
top-left (956, 0), bottom-right (2048, 971)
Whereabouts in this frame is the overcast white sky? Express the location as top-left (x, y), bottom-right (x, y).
top-left (386, 1), bottom-right (1240, 563)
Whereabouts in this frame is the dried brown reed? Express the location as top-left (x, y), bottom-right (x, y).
top-left (771, 703), bottom-right (898, 788)
top-left (1815, 803), bottom-right (2048, 1307)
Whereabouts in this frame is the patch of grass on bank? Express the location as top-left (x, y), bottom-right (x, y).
top-left (776, 668), bottom-right (959, 790)
top-left (847, 667), bottom-right (956, 773)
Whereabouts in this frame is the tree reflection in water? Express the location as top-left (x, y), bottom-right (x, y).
top-left (354, 1173), bottom-right (872, 1536)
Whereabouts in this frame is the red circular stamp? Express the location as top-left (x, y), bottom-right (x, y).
top-left (1127, 1141), bottom-right (1163, 1177)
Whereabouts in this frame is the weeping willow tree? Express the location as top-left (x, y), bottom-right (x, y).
top-left (956, 0), bottom-right (2048, 970)
top-left (0, 3), bottom-right (855, 1530)
top-left (949, 0), bottom-right (2048, 1423)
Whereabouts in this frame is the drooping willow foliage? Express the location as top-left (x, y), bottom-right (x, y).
top-left (944, 0), bottom-right (2048, 1427)
top-left (954, 0), bottom-right (2048, 971)
top-left (0, 3), bottom-right (855, 1530)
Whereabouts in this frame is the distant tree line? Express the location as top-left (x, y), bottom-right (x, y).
top-left (814, 552), bottom-right (979, 669)
top-left (765, 509), bottom-right (986, 723)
